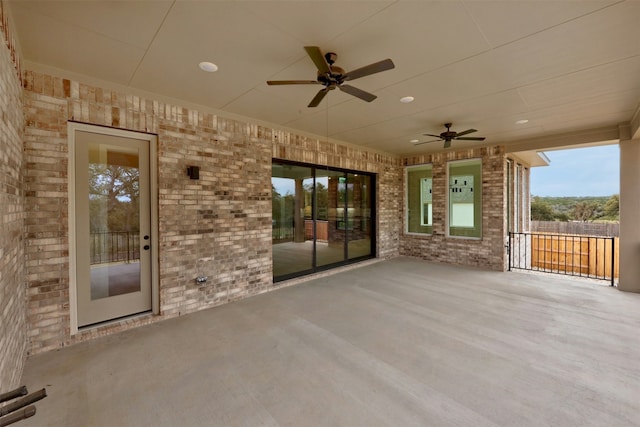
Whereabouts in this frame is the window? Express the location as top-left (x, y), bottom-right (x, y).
top-left (448, 159), bottom-right (482, 238)
top-left (406, 164), bottom-right (433, 234)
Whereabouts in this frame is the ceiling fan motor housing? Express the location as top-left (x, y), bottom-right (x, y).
top-left (317, 65), bottom-right (345, 87)
top-left (324, 52), bottom-right (338, 64)
top-left (441, 131), bottom-right (456, 140)
top-left (441, 123), bottom-right (456, 139)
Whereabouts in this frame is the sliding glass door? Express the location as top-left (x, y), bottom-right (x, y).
top-left (272, 160), bottom-right (375, 281)
top-left (316, 169), bottom-right (346, 268)
top-left (271, 163), bottom-right (313, 278)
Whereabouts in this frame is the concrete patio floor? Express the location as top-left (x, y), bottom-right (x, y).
top-left (20, 257), bottom-right (640, 426)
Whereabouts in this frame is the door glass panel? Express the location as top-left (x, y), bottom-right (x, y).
top-left (88, 143), bottom-right (141, 299)
top-left (348, 174), bottom-right (373, 259)
top-left (316, 169), bottom-right (347, 268)
top-left (271, 164), bottom-right (313, 277)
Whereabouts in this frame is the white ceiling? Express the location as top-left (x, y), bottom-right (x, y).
top-left (8, 0), bottom-right (640, 155)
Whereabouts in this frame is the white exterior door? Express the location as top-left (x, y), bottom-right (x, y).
top-left (70, 125), bottom-right (156, 328)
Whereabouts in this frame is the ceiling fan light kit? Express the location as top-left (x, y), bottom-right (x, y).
top-left (414, 123), bottom-right (486, 149)
top-left (267, 46), bottom-right (395, 107)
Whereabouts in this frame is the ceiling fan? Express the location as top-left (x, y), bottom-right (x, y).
top-left (267, 46), bottom-right (395, 107)
top-left (413, 123), bottom-right (486, 149)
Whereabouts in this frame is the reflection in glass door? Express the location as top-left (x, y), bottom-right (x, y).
top-left (74, 130), bottom-right (152, 327)
top-left (271, 163), bottom-right (313, 278)
top-left (348, 174), bottom-right (373, 260)
top-left (316, 169), bottom-right (347, 268)
top-left (272, 160), bottom-right (375, 281)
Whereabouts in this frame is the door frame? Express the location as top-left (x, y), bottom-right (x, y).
top-left (67, 122), bottom-right (159, 334)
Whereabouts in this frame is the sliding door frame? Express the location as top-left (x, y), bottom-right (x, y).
top-left (272, 158), bottom-right (376, 282)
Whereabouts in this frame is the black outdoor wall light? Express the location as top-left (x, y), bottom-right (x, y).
top-left (187, 166), bottom-right (200, 180)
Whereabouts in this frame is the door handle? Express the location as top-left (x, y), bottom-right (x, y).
top-left (143, 245), bottom-right (150, 250)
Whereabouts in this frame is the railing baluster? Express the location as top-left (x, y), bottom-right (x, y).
top-left (563, 234), bottom-right (567, 275)
top-left (523, 232), bottom-right (527, 270)
top-left (589, 238), bottom-right (600, 279)
top-left (543, 234), bottom-right (547, 272)
top-left (508, 232), bottom-right (512, 271)
top-left (610, 237), bottom-right (615, 286)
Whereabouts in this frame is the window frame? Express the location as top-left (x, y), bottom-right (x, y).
top-left (447, 158), bottom-right (482, 239)
top-left (405, 163), bottom-right (434, 236)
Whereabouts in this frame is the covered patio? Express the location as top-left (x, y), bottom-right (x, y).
top-left (21, 258), bottom-right (640, 426)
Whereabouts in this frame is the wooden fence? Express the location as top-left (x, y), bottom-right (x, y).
top-left (531, 221), bottom-right (619, 237)
top-left (531, 234), bottom-right (619, 280)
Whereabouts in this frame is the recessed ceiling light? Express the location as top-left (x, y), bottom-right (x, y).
top-left (198, 62), bottom-right (218, 72)
top-left (515, 119), bottom-right (529, 124)
top-left (410, 139), bottom-right (419, 143)
top-left (400, 96), bottom-right (414, 103)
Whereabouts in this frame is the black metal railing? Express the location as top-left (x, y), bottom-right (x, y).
top-left (272, 220), bottom-right (294, 242)
top-left (90, 231), bottom-right (140, 265)
top-left (508, 232), bottom-right (616, 286)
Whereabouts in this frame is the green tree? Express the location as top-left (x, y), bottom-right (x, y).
top-left (571, 201), bottom-right (600, 222)
top-left (602, 194), bottom-right (619, 219)
top-left (271, 184), bottom-right (282, 225)
top-left (89, 164), bottom-right (140, 233)
top-left (315, 182), bottom-right (328, 220)
top-left (531, 197), bottom-right (556, 221)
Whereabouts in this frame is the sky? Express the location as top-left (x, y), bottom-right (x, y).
top-left (530, 144), bottom-right (620, 197)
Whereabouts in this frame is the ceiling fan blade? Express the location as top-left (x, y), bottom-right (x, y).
top-left (308, 88), bottom-right (329, 107)
top-left (304, 46), bottom-right (331, 74)
top-left (339, 84), bottom-right (377, 102)
top-left (343, 58), bottom-right (395, 81)
top-left (423, 133), bottom-right (442, 138)
top-left (455, 137), bottom-right (486, 141)
top-left (454, 128), bottom-right (477, 137)
top-left (444, 140), bottom-right (452, 149)
top-left (267, 80), bottom-right (319, 85)
top-left (412, 139), bottom-right (442, 146)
